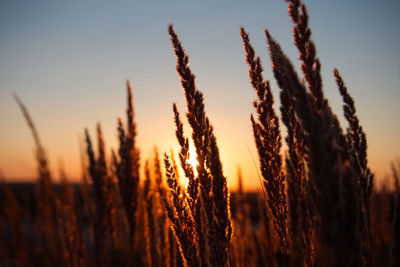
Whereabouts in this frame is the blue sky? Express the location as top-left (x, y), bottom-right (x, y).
top-left (1, 0), bottom-right (399, 189)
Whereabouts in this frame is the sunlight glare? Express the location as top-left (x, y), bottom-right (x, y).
top-left (188, 146), bottom-right (199, 177)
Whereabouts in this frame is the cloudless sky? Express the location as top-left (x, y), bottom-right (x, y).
top-left (1, 0), bottom-right (399, 190)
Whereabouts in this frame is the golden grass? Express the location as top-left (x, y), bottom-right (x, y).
top-left (1, 1), bottom-right (398, 266)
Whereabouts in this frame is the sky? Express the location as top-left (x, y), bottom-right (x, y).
top-left (0, 0), bottom-right (399, 190)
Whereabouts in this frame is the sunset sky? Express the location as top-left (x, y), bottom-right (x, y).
top-left (1, 0), bottom-right (399, 190)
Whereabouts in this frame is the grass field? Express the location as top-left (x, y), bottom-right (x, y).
top-left (1, 0), bottom-right (399, 266)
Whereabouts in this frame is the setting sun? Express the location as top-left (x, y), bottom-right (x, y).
top-left (187, 146), bottom-right (199, 176)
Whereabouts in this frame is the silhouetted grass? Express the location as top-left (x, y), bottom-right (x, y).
top-left (1, 1), bottom-right (397, 267)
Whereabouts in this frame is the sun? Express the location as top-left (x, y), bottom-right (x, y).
top-left (187, 146), bottom-right (199, 176)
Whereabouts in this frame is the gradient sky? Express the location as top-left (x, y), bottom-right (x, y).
top-left (1, 0), bottom-right (399, 190)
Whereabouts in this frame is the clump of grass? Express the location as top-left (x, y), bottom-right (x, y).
top-left (56, 167), bottom-right (88, 267)
top-left (166, 24), bottom-right (232, 267)
top-left (240, 28), bottom-right (288, 256)
top-left (239, 0), bottom-right (375, 265)
top-left (85, 126), bottom-right (110, 266)
top-left (114, 81), bottom-right (140, 251)
top-left (13, 94), bottom-right (61, 264)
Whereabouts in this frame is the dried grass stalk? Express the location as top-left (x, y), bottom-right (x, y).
top-left (168, 24), bottom-right (232, 267)
top-left (266, 17), bottom-right (363, 266)
top-left (240, 28), bottom-right (288, 253)
top-left (114, 81), bottom-right (140, 249)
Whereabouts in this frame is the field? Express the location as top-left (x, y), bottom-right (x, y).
top-left (1, 0), bottom-right (400, 266)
